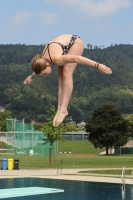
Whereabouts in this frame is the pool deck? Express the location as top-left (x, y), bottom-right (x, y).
top-left (0, 168), bottom-right (133, 185)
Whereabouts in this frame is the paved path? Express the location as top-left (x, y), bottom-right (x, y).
top-left (0, 168), bottom-right (133, 185)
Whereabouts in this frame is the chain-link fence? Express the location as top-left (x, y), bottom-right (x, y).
top-left (6, 118), bottom-right (53, 156)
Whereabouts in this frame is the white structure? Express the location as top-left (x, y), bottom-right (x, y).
top-left (0, 132), bottom-right (7, 142)
top-left (77, 121), bottom-right (86, 128)
top-left (0, 106), bottom-right (5, 112)
top-left (61, 131), bottom-right (89, 140)
top-left (29, 150), bottom-right (34, 156)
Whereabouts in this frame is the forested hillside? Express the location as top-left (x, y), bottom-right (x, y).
top-left (0, 44), bottom-right (133, 122)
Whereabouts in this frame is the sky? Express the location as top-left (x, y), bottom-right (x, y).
top-left (0, 0), bottom-right (133, 48)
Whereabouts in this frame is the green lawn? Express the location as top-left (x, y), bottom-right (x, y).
top-left (78, 169), bottom-right (132, 176)
top-left (0, 140), bottom-right (133, 171)
top-left (58, 140), bottom-right (105, 154)
top-left (0, 140), bottom-right (104, 154)
top-left (0, 154), bottom-right (133, 169)
top-left (0, 142), bottom-right (7, 149)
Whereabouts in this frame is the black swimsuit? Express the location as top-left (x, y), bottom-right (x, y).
top-left (42, 35), bottom-right (80, 64)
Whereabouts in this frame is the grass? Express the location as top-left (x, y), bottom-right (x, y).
top-left (78, 169), bottom-right (132, 176)
top-left (0, 141), bottom-right (104, 154)
top-left (58, 140), bottom-right (105, 154)
top-left (0, 140), bottom-right (133, 174)
top-left (0, 142), bottom-right (7, 149)
top-left (0, 154), bottom-right (133, 169)
top-left (77, 169), bottom-right (133, 178)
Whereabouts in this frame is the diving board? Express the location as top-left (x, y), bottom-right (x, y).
top-left (0, 187), bottom-right (64, 199)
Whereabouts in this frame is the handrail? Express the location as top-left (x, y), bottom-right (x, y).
top-left (130, 170), bottom-right (133, 181)
top-left (121, 167), bottom-right (125, 199)
top-left (121, 167), bottom-right (125, 184)
top-left (57, 160), bottom-right (63, 175)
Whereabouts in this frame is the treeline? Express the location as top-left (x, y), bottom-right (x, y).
top-left (0, 44), bottom-right (45, 65)
top-left (0, 44), bottom-right (133, 122)
top-left (87, 43), bottom-right (124, 50)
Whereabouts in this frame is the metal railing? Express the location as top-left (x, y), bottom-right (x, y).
top-left (121, 167), bottom-right (125, 184)
top-left (130, 170), bottom-right (133, 181)
top-left (121, 167), bottom-right (125, 199)
top-left (57, 160), bottom-right (63, 175)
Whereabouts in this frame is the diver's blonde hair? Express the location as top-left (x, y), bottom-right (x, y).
top-left (31, 54), bottom-right (47, 74)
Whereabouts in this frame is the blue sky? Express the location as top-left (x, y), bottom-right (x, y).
top-left (0, 0), bottom-right (133, 48)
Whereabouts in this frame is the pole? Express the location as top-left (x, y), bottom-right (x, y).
top-left (73, 147), bottom-right (74, 165)
top-left (31, 119), bottom-right (33, 151)
top-left (22, 118), bottom-right (25, 155)
top-left (96, 147), bottom-right (98, 166)
top-left (13, 118), bottom-right (16, 155)
top-left (120, 146), bottom-right (121, 164)
top-left (56, 140), bottom-right (58, 155)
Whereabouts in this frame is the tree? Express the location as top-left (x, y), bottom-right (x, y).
top-left (125, 114), bottom-right (133, 137)
top-left (87, 43), bottom-right (92, 49)
top-left (33, 122), bottom-right (44, 131)
top-left (42, 105), bottom-right (66, 147)
top-left (1, 44), bottom-right (133, 122)
top-left (0, 110), bottom-right (12, 131)
top-left (65, 122), bottom-right (78, 132)
top-left (42, 105), bottom-right (66, 166)
top-left (85, 105), bottom-right (129, 155)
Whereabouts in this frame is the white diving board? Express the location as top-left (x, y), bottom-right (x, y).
top-left (0, 187), bottom-right (64, 199)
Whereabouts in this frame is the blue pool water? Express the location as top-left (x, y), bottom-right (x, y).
top-left (0, 178), bottom-right (133, 200)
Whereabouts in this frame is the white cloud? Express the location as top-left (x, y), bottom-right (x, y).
top-left (37, 12), bottom-right (58, 26)
top-left (11, 11), bottom-right (32, 28)
top-left (55, 0), bottom-right (131, 18)
top-left (4, 11), bottom-right (32, 35)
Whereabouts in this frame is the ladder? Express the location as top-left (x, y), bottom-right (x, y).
top-left (57, 160), bottom-right (63, 175)
top-left (121, 167), bottom-right (125, 199)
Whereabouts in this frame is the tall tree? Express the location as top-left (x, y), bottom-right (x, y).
top-left (65, 122), bottom-right (78, 132)
top-left (42, 105), bottom-right (66, 147)
top-left (85, 105), bottom-right (129, 155)
top-left (0, 110), bottom-right (12, 131)
top-left (125, 114), bottom-right (133, 137)
top-left (87, 43), bottom-right (92, 49)
top-left (42, 105), bottom-right (66, 166)
top-left (33, 122), bottom-right (44, 131)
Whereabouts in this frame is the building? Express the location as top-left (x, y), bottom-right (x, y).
top-left (61, 131), bottom-right (89, 140)
top-left (77, 121), bottom-right (86, 128)
top-left (0, 106), bottom-right (5, 112)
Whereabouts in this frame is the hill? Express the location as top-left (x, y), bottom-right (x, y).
top-left (0, 44), bottom-right (133, 122)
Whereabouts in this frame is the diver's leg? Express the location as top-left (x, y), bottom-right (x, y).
top-left (54, 38), bottom-right (84, 127)
top-left (53, 66), bottom-right (63, 126)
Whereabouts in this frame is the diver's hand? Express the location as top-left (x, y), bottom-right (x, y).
top-left (23, 75), bottom-right (34, 84)
top-left (97, 64), bottom-right (112, 74)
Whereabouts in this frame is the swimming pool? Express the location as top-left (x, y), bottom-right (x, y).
top-left (0, 178), bottom-right (133, 200)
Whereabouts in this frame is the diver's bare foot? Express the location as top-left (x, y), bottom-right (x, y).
top-left (53, 108), bottom-right (60, 126)
top-left (54, 110), bottom-right (68, 127)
